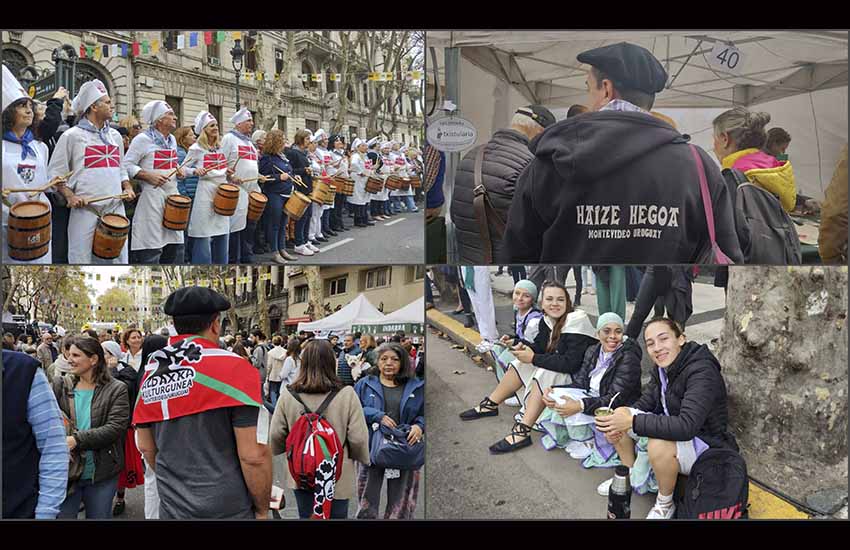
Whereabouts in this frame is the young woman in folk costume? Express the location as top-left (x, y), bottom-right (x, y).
top-left (460, 280), bottom-right (597, 454)
top-left (179, 111), bottom-right (230, 264)
top-left (595, 317), bottom-right (738, 519)
top-left (47, 79), bottom-right (136, 264)
top-left (221, 107), bottom-right (260, 264)
top-left (2, 65), bottom-right (57, 264)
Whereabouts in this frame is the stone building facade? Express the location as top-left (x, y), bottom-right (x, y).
top-left (2, 30), bottom-right (423, 145)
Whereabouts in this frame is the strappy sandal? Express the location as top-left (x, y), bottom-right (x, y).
top-left (459, 396), bottom-right (499, 421)
top-left (489, 421), bottom-right (533, 454)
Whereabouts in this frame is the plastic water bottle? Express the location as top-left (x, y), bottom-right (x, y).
top-left (607, 465), bottom-right (631, 519)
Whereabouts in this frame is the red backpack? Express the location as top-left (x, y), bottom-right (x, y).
top-left (285, 388), bottom-right (345, 519)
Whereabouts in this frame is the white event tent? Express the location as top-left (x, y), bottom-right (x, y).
top-left (297, 293), bottom-right (386, 337)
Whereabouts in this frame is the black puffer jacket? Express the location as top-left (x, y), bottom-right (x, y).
top-left (524, 313), bottom-right (598, 376)
top-left (632, 341), bottom-right (738, 450)
top-left (451, 129), bottom-right (534, 264)
top-left (500, 111), bottom-right (743, 264)
top-left (557, 338), bottom-right (642, 414)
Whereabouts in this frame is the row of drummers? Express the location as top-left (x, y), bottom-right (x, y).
top-left (3, 90), bottom-right (421, 265)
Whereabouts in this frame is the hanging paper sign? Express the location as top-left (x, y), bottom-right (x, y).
top-left (708, 42), bottom-right (744, 74)
top-left (426, 115), bottom-right (478, 153)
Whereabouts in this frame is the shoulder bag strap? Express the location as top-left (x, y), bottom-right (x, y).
top-left (690, 144), bottom-right (733, 265)
top-left (64, 376), bottom-right (77, 428)
top-left (472, 145), bottom-right (507, 264)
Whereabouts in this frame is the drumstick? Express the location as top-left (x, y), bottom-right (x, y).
top-left (291, 175), bottom-right (308, 189)
top-left (165, 156), bottom-right (193, 179)
top-left (84, 193), bottom-right (130, 205)
top-left (238, 175), bottom-right (272, 184)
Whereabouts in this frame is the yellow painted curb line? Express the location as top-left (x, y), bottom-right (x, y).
top-left (748, 483), bottom-right (810, 519)
top-left (428, 308), bottom-right (813, 519)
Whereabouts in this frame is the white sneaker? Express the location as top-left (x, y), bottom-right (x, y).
top-left (646, 501), bottom-right (676, 520)
top-left (307, 243), bottom-right (321, 253)
top-left (295, 245), bottom-right (314, 256)
top-left (597, 477), bottom-right (613, 497)
top-left (504, 397), bottom-right (521, 407)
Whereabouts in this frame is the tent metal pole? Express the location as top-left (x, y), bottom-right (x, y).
top-left (667, 39), bottom-right (702, 89)
top-left (445, 47), bottom-right (460, 264)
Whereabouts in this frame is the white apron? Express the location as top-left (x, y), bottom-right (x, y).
top-left (124, 133), bottom-right (184, 251)
top-left (317, 147), bottom-right (334, 212)
top-left (185, 144), bottom-right (229, 238)
top-left (221, 133), bottom-right (259, 233)
top-left (347, 153), bottom-right (370, 206)
top-left (2, 140), bottom-right (52, 264)
top-left (308, 152), bottom-right (324, 237)
top-left (376, 155), bottom-right (393, 201)
top-left (47, 125), bottom-right (129, 264)
top-left (389, 153), bottom-right (414, 197)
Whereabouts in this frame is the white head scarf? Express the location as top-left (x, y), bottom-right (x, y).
top-left (351, 138), bottom-right (365, 150)
top-left (193, 111), bottom-right (216, 136)
top-left (380, 141), bottom-right (392, 151)
top-left (230, 107), bottom-right (252, 125)
top-left (141, 100), bottom-right (174, 125)
top-left (2, 64), bottom-right (27, 111)
top-left (71, 79), bottom-right (109, 116)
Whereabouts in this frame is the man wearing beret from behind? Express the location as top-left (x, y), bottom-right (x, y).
top-left (501, 42), bottom-right (743, 264)
top-left (134, 287), bottom-right (272, 519)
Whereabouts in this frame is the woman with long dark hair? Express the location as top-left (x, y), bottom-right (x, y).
top-left (459, 280), bottom-right (597, 454)
top-left (354, 342), bottom-right (425, 519)
top-left (269, 339), bottom-right (369, 519)
top-left (52, 336), bottom-right (129, 519)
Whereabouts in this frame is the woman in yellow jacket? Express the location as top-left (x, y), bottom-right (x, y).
top-left (712, 107), bottom-right (796, 212)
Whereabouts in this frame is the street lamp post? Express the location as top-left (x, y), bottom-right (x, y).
top-left (230, 39), bottom-right (244, 111)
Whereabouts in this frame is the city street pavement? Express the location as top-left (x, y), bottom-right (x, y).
top-left (114, 440), bottom-right (424, 520)
top-left (255, 208), bottom-right (424, 265)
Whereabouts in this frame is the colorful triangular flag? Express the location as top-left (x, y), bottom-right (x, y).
top-left (204, 32), bottom-right (213, 46)
top-left (188, 32), bottom-right (197, 48)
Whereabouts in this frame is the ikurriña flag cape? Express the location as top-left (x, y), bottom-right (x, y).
top-left (133, 335), bottom-right (262, 425)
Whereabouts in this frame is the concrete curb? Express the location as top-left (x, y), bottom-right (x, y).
top-left (427, 307), bottom-right (812, 520)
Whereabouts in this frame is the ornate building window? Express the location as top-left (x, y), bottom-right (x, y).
top-left (1, 48), bottom-right (29, 78)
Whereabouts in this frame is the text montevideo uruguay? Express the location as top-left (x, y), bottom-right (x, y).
top-left (576, 204), bottom-right (679, 240)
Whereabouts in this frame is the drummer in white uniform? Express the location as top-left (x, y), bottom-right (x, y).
top-left (316, 130), bottom-right (337, 239)
top-left (48, 79), bottom-right (135, 264)
top-left (306, 129), bottom-right (327, 244)
top-left (379, 141), bottom-right (398, 216)
top-left (183, 110), bottom-right (230, 264)
top-left (393, 143), bottom-right (418, 213)
top-left (328, 134), bottom-right (350, 232)
top-left (2, 65), bottom-right (62, 264)
top-left (221, 106), bottom-right (260, 264)
top-left (123, 100), bottom-right (185, 264)
top-left (347, 138), bottom-right (372, 227)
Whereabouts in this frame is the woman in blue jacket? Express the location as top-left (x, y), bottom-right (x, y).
top-left (258, 129), bottom-right (296, 264)
top-left (354, 342), bottom-right (424, 519)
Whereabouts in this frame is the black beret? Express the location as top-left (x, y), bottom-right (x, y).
top-left (164, 286), bottom-right (231, 316)
top-left (577, 42), bottom-right (668, 95)
top-left (516, 105), bottom-right (556, 128)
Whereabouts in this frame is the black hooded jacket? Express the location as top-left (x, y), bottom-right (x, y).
top-left (632, 341), bottom-right (738, 450)
top-left (556, 338), bottom-right (643, 415)
top-left (500, 111), bottom-right (743, 264)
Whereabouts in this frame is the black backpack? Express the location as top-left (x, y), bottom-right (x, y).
top-left (676, 448), bottom-right (749, 519)
top-left (724, 168), bottom-right (802, 265)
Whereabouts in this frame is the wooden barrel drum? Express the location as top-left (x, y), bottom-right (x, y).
top-left (386, 175), bottom-right (405, 191)
top-left (163, 194), bottom-right (192, 230)
top-left (213, 184), bottom-right (240, 216)
top-left (365, 176), bottom-right (384, 194)
top-left (323, 185), bottom-right (336, 205)
top-left (247, 192), bottom-right (268, 222)
top-left (409, 175), bottom-right (422, 189)
top-left (284, 191), bottom-right (311, 220)
top-left (333, 175), bottom-right (355, 196)
top-left (92, 214), bottom-right (130, 260)
top-left (7, 201), bottom-right (51, 261)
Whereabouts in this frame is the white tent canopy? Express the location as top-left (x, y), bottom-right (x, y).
top-left (297, 293), bottom-right (386, 335)
top-left (427, 30), bottom-right (848, 200)
top-left (380, 296), bottom-right (425, 324)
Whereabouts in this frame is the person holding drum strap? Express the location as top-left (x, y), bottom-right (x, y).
top-left (123, 100), bottom-right (185, 265)
top-left (258, 129), bottom-right (296, 264)
top-left (284, 129), bottom-right (317, 257)
top-left (2, 65), bottom-right (54, 264)
top-left (48, 79), bottom-right (135, 264)
top-left (348, 138), bottom-right (372, 227)
top-left (222, 107), bottom-right (260, 264)
top-left (329, 134), bottom-right (351, 233)
top-left (182, 111), bottom-right (230, 264)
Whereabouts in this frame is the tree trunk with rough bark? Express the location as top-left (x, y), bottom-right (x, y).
top-left (716, 266), bottom-right (848, 504)
top-left (304, 267), bottom-right (324, 321)
top-left (257, 266), bottom-right (270, 336)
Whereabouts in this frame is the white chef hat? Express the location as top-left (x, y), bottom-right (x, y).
top-left (71, 79), bottom-right (109, 116)
top-left (230, 106), bottom-right (252, 125)
top-left (351, 138), bottom-right (365, 149)
top-left (141, 100), bottom-right (174, 125)
top-left (193, 110), bottom-right (217, 136)
top-left (380, 141), bottom-right (392, 150)
top-left (311, 128), bottom-right (327, 143)
top-left (366, 137), bottom-right (379, 148)
top-left (400, 144), bottom-right (409, 153)
top-left (2, 64), bottom-right (28, 112)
